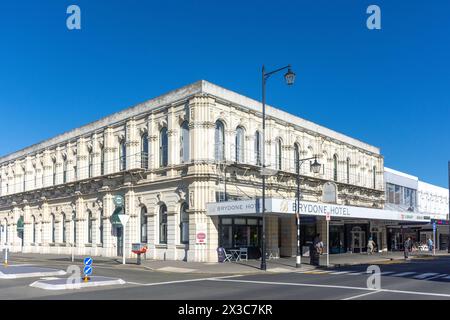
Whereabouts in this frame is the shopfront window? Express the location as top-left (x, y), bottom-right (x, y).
top-left (219, 217), bottom-right (262, 249)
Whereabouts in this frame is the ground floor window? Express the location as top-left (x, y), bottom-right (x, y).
top-left (219, 216), bottom-right (262, 249)
top-left (330, 225), bottom-right (345, 254)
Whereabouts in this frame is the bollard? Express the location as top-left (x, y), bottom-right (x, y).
top-left (137, 253), bottom-right (141, 265)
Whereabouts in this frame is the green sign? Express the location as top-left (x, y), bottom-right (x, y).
top-left (17, 216), bottom-right (24, 231)
top-left (113, 195), bottom-right (124, 207)
top-left (111, 207), bottom-right (124, 225)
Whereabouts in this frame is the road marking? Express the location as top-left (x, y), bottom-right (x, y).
top-left (380, 271), bottom-right (395, 275)
top-left (347, 272), bottom-right (363, 275)
top-left (393, 272), bottom-right (416, 277)
top-left (425, 274), bottom-right (448, 280)
top-left (442, 275), bottom-right (450, 280)
top-left (208, 278), bottom-right (450, 298)
top-left (329, 271), bottom-right (351, 275)
top-left (342, 290), bottom-right (382, 300)
top-left (413, 273), bottom-right (439, 279)
top-left (126, 275), bottom-right (243, 286)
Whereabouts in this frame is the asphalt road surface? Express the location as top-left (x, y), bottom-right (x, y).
top-left (1, 255), bottom-right (450, 300)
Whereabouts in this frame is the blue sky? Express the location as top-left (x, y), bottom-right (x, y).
top-left (0, 0), bottom-right (449, 187)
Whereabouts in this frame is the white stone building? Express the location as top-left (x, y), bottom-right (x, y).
top-left (0, 80), bottom-right (386, 262)
top-left (417, 181), bottom-right (449, 250)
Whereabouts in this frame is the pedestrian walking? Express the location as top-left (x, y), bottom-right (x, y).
top-left (427, 238), bottom-right (433, 252)
top-left (404, 237), bottom-right (412, 259)
top-left (367, 237), bottom-right (376, 255)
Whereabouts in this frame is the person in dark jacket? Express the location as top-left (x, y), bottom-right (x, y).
top-left (404, 237), bottom-right (412, 259)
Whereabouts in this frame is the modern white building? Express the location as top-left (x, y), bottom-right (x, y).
top-left (383, 167), bottom-right (449, 251)
top-left (417, 180), bottom-right (449, 250)
top-left (0, 80), bottom-right (429, 262)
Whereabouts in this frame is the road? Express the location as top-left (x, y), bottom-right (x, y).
top-left (1, 255), bottom-right (450, 300)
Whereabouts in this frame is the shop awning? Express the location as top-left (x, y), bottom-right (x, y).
top-left (206, 198), bottom-right (431, 223)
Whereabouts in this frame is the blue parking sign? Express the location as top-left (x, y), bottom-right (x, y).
top-left (83, 265), bottom-right (93, 276)
top-left (84, 257), bottom-right (93, 266)
top-left (433, 222), bottom-right (436, 232)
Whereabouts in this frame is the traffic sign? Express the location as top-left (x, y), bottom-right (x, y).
top-left (114, 195), bottom-right (125, 207)
top-left (433, 222), bottom-right (437, 231)
top-left (326, 213), bottom-right (331, 221)
top-left (83, 265), bottom-right (93, 276)
top-left (118, 214), bottom-right (130, 226)
top-left (84, 257), bottom-right (93, 266)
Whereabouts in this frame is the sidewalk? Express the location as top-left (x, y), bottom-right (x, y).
top-left (6, 250), bottom-right (450, 275)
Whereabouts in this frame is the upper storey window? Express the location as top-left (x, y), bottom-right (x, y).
top-left (254, 131), bottom-right (262, 166)
top-left (235, 126), bottom-right (245, 163)
top-left (180, 121), bottom-right (190, 164)
top-left (141, 133), bottom-right (149, 169)
top-left (215, 120), bottom-right (225, 161)
top-left (119, 139), bottom-right (126, 171)
top-left (160, 127), bottom-right (168, 167)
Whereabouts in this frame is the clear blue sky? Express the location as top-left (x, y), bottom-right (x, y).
top-left (0, 0), bottom-right (449, 187)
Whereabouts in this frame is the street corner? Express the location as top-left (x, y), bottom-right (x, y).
top-left (30, 276), bottom-right (126, 291)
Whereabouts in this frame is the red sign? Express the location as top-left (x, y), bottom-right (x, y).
top-left (197, 233), bottom-right (206, 242)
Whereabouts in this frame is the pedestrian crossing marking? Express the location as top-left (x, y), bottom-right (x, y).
top-left (442, 275), bottom-right (450, 280)
top-left (380, 271), bottom-right (395, 275)
top-left (330, 271), bottom-right (351, 275)
top-left (393, 272), bottom-right (417, 277)
top-left (413, 273), bottom-right (439, 279)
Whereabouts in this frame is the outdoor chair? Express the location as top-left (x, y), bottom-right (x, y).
top-left (239, 247), bottom-right (248, 261)
top-left (222, 248), bottom-right (233, 262)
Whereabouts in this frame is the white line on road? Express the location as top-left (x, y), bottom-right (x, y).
top-left (126, 275), bottom-right (243, 286)
top-left (342, 290), bottom-right (382, 300)
top-left (380, 272), bottom-right (395, 275)
top-left (425, 274), bottom-right (448, 280)
top-left (413, 273), bottom-right (438, 279)
top-left (393, 272), bottom-right (416, 277)
top-left (329, 271), bottom-right (351, 275)
top-left (208, 278), bottom-right (450, 298)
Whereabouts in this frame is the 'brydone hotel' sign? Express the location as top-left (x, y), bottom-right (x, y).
top-left (207, 198), bottom-right (430, 223)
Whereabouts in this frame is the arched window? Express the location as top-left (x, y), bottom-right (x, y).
top-left (88, 150), bottom-right (94, 178)
top-left (4, 219), bottom-right (8, 244)
top-left (180, 121), bottom-right (190, 163)
top-left (141, 133), bottom-right (149, 169)
top-left (99, 210), bottom-right (103, 244)
top-left (62, 155), bottom-right (68, 183)
top-left (141, 206), bottom-right (148, 243)
top-left (333, 154), bottom-right (338, 181)
top-left (159, 127), bottom-right (168, 167)
top-left (119, 139), bottom-right (126, 171)
top-left (254, 131), bottom-right (262, 166)
top-left (294, 143), bottom-right (300, 173)
top-left (275, 138), bottom-right (282, 170)
top-left (346, 158), bottom-right (351, 184)
top-left (100, 146), bottom-right (105, 175)
top-left (159, 204), bottom-right (168, 244)
top-left (72, 211), bottom-right (77, 245)
top-left (235, 126), bottom-right (245, 163)
top-left (180, 203), bottom-right (189, 244)
top-left (62, 213), bottom-right (66, 243)
top-left (215, 120), bottom-right (225, 161)
top-left (50, 214), bottom-right (55, 243)
top-left (52, 159), bottom-right (57, 185)
top-left (373, 166), bottom-right (377, 189)
top-left (87, 211), bottom-right (93, 244)
top-left (32, 216), bottom-right (36, 243)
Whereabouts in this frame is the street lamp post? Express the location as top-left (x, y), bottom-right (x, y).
top-left (295, 157), bottom-right (322, 268)
top-left (261, 64), bottom-right (296, 271)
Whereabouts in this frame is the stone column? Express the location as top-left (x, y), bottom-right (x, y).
top-left (77, 138), bottom-right (88, 180)
top-left (23, 205), bottom-right (32, 249)
top-left (126, 119), bottom-right (139, 170)
top-left (101, 192), bottom-right (114, 257)
top-left (42, 150), bottom-right (53, 188)
top-left (103, 127), bottom-right (115, 175)
top-left (75, 194), bottom-right (85, 250)
top-left (24, 156), bottom-right (33, 191)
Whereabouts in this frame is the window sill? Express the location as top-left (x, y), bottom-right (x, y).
top-left (155, 244), bottom-right (168, 249)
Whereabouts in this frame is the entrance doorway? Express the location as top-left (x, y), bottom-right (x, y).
top-left (116, 226), bottom-right (123, 257)
top-left (370, 227), bottom-right (382, 252)
top-left (351, 227), bottom-right (365, 253)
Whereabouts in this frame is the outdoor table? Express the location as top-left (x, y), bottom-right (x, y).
top-left (228, 249), bottom-right (241, 261)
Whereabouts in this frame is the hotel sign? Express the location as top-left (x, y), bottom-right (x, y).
top-left (207, 198), bottom-right (431, 223)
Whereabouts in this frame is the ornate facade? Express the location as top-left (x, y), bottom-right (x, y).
top-left (0, 80), bottom-right (385, 261)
